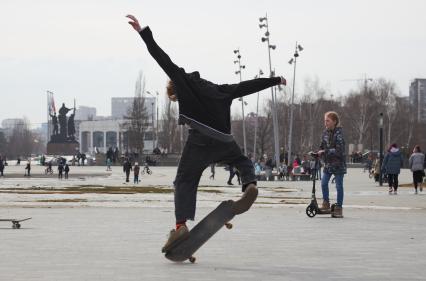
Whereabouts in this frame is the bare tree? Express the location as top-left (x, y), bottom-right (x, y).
top-left (343, 86), bottom-right (377, 147)
top-left (122, 71), bottom-right (149, 154)
top-left (7, 118), bottom-right (34, 159)
top-left (255, 111), bottom-right (273, 159)
top-left (374, 79), bottom-right (398, 146)
top-left (0, 131), bottom-right (7, 157)
top-left (159, 98), bottom-right (179, 152)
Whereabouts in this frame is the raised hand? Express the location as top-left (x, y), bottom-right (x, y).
top-left (126, 14), bottom-right (142, 32)
top-left (280, 76), bottom-right (287, 86)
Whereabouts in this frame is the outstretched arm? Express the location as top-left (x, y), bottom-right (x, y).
top-left (217, 76), bottom-right (286, 99)
top-left (127, 15), bottom-right (182, 80)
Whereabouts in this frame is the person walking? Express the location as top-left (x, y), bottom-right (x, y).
top-left (382, 143), bottom-right (403, 195)
top-left (409, 145), bottom-right (425, 194)
top-left (133, 162), bottom-right (140, 184)
top-left (209, 163), bottom-right (215, 180)
top-left (126, 14), bottom-right (286, 251)
top-left (227, 164), bottom-right (241, 185)
top-left (265, 156), bottom-right (274, 181)
top-left (58, 162), bottom-right (64, 179)
top-left (123, 158), bottom-right (132, 183)
top-left (318, 111), bottom-right (346, 218)
top-left (64, 163), bottom-right (70, 179)
top-left (0, 157), bottom-right (4, 177)
top-left (106, 158), bottom-right (112, 171)
top-left (24, 160), bottom-right (31, 176)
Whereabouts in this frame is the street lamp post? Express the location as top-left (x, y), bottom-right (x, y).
top-left (233, 49), bottom-right (247, 155)
top-left (155, 91), bottom-right (159, 149)
top-left (379, 113), bottom-right (384, 186)
top-left (259, 14), bottom-right (280, 170)
top-left (253, 69), bottom-right (264, 162)
top-left (288, 42), bottom-right (303, 166)
top-left (146, 91), bottom-right (156, 152)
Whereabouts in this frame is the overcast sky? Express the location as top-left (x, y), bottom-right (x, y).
top-left (1, 0), bottom-right (425, 127)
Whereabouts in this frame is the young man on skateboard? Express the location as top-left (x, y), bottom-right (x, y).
top-left (127, 14), bottom-right (287, 252)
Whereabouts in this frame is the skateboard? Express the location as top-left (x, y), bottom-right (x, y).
top-left (0, 218), bottom-right (32, 229)
top-left (164, 200), bottom-right (235, 263)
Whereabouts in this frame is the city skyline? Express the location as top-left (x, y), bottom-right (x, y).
top-left (1, 0), bottom-right (426, 127)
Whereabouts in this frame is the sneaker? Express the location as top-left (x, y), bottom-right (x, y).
top-left (420, 186), bottom-right (423, 192)
top-left (232, 184), bottom-right (258, 215)
top-left (393, 190), bottom-right (398, 195)
top-left (388, 187), bottom-right (393, 195)
top-left (331, 205), bottom-right (344, 218)
top-left (161, 225), bottom-right (189, 253)
top-left (227, 181), bottom-right (233, 185)
top-left (415, 189), bottom-right (418, 195)
top-left (319, 200), bottom-right (331, 212)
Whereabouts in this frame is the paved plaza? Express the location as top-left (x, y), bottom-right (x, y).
top-left (0, 165), bottom-right (425, 280)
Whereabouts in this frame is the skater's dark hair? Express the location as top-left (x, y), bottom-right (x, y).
top-left (413, 145), bottom-right (421, 153)
top-left (166, 80), bottom-right (177, 102)
top-left (324, 111), bottom-right (340, 127)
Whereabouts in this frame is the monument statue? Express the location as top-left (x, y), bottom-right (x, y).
top-left (49, 112), bottom-right (59, 135)
top-left (68, 108), bottom-right (76, 140)
top-left (58, 103), bottom-right (72, 139)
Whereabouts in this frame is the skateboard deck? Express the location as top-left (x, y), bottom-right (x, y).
top-left (0, 217), bottom-right (32, 229)
top-left (165, 200), bottom-right (235, 263)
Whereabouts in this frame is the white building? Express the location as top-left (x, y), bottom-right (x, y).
top-left (78, 119), bottom-right (155, 154)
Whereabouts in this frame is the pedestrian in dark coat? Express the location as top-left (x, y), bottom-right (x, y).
top-left (58, 163), bottom-right (64, 179)
top-left (123, 159), bottom-right (132, 183)
top-left (0, 158), bottom-right (4, 176)
top-left (25, 161), bottom-right (31, 176)
top-left (64, 164), bottom-right (70, 179)
top-left (382, 143), bottom-right (403, 195)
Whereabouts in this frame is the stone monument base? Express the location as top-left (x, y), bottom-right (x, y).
top-left (47, 142), bottom-right (79, 155)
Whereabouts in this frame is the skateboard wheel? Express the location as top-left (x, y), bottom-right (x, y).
top-left (12, 224), bottom-right (17, 229)
top-left (16, 223), bottom-right (21, 229)
top-left (225, 223), bottom-right (233, 229)
top-left (189, 256), bottom-right (196, 263)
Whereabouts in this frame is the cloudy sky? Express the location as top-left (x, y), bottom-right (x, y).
top-left (1, 0), bottom-right (425, 127)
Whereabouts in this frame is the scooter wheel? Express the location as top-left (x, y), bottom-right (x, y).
top-left (306, 205), bottom-right (317, 218)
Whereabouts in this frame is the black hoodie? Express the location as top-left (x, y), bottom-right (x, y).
top-left (139, 27), bottom-right (282, 142)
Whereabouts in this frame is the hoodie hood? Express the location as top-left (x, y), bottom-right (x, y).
top-left (390, 147), bottom-right (400, 153)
